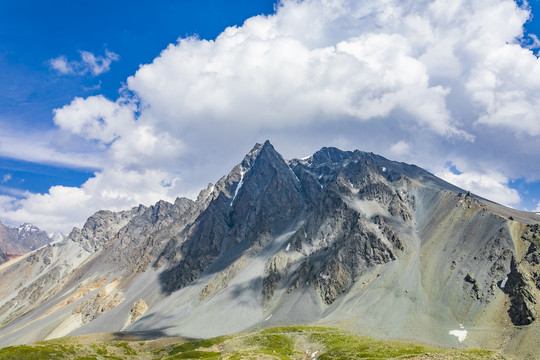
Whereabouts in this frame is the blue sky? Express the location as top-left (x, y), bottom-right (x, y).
top-left (1, 0), bottom-right (540, 232)
top-left (0, 0), bottom-right (275, 194)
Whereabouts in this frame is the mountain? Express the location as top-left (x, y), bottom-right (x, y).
top-left (0, 141), bottom-right (538, 358)
top-left (0, 221), bottom-right (63, 264)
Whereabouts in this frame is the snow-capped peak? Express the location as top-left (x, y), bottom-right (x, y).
top-left (18, 223), bottom-right (38, 233)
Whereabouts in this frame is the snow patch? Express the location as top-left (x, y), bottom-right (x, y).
top-left (48, 232), bottom-right (65, 242)
top-left (230, 170), bottom-right (245, 207)
top-left (347, 180), bottom-right (359, 194)
top-left (500, 277), bottom-right (508, 289)
top-left (288, 164), bottom-right (300, 183)
top-left (18, 224), bottom-right (37, 234)
top-left (449, 327), bottom-right (467, 342)
top-left (202, 184), bottom-right (216, 202)
top-left (382, 167), bottom-right (386, 172)
top-left (265, 314), bottom-right (272, 321)
top-left (286, 243), bottom-right (291, 251)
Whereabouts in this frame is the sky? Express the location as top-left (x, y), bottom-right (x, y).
top-left (1, 0), bottom-right (540, 233)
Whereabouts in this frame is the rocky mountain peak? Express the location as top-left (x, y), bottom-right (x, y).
top-left (0, 221), bottom-right (57, 263)
top-left (68, 209), bottom-right (138, 253)
top-left (240, 141), bottom-right (265, 168)
top-left (237, 140), bottom-right (285, 176)
top-left (311, 146), bottom-right (354, 166)
top-left (1, 142), bottom-right (539, 359)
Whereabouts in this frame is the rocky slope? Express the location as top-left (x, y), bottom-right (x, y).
top-left (0, 221), bottom-right (62, 264)
top-left (0, 141), bottom-right (538, 358)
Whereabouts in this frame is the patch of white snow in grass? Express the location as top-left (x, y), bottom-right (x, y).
top-left (449, 327), bottom-right (468, 342)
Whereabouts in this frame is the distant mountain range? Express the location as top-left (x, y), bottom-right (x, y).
top-left (0, 141), bottom-right (538, 358)
top-left (0, 221), bottom-right (63, 264)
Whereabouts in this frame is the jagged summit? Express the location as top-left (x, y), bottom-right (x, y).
top-left (0, 221), bottom-right (60, 264)
top-left (0, 142), bottom-right (539, 358)
top-left (311, 146), bottom-right (354, 165)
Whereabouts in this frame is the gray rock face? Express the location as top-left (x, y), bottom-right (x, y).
top-left (0, 141), bottom-right (539, 357)
top-left (160, 141), bottom-right (306, 294)
top-left (68, 209), bottom-right (137, 253)
top-left (503, 257), bottom-right (537, 325)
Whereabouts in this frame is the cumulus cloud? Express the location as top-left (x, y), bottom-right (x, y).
top-left (49, 50), bottom-right (119, 76)
top-left (1, 174), bottom-right (11, 183)
top-left (4, 0), bottom-right (540, 232)
top-left (53, 96), bottom-right (136, 144)
top-left (127, 14), bottom-right (466, 139)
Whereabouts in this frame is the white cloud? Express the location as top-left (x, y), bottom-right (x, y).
top-left (127, 16), bottom-right (466, 139)
top-left (0, 127), bottom-right (103, 170)
top-left (49, 50), bottom-right (119, 76)
top-left (1, 174), bottom-right (11, 183)
top-left (436, 168), bottom-right (521, 207)
top-left (525, 33), bottom-right (540, 50)
top-left (49, 56), bottom-right (72, 74)
top-left (80, 50), bottom-right (120, 76)
top-left (5, 0), bottom-right (540, 232)
top-left (53, 96), bottom-right (135, 144)
top-left (389, 141), bottom-right (410, 156)
top-left (0, 168), bottom-right (182, 233)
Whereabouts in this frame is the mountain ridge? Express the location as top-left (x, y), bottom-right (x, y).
top-left (0, 221), bottom-right (63, 264)
top-left (0, 141), bottom-right (538, 358)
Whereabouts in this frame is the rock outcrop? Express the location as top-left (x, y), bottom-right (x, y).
top-left (127, 299), bottom-right (148, 325)
top-left (502, 257), bottom-right (537, 325)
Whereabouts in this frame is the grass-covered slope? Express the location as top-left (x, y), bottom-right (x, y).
top-left (0, 326), bottom-right (500, 359)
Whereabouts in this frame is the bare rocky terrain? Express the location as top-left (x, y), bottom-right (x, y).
top-left (0, 141), bottom-right (538, 359)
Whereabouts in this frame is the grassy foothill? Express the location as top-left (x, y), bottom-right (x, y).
top-left (0, 326), bottom-right (499, 359)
